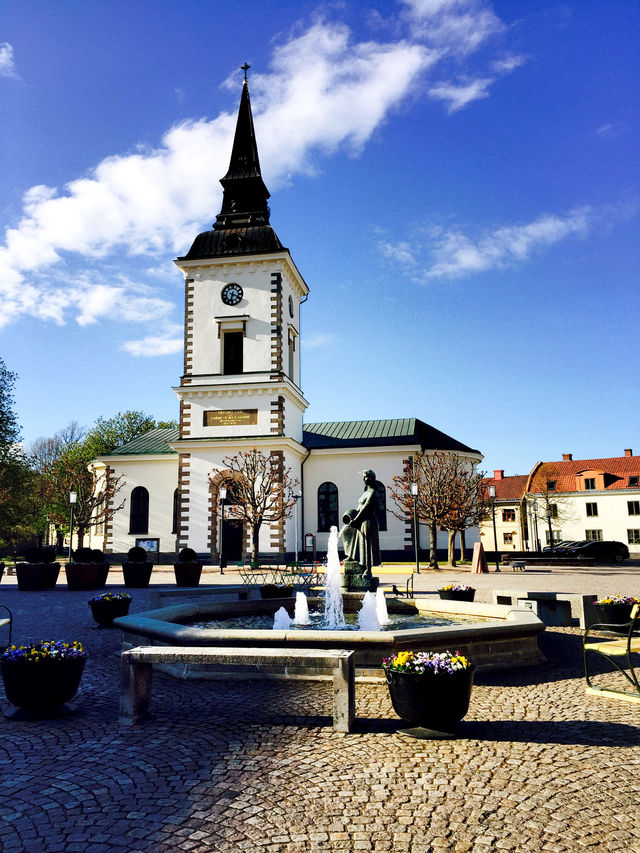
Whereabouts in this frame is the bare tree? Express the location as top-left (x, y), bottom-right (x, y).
top-left (526, 463), bottom-right (574, 550)
top-left (441, 466), bottom-right (490, 565)
top-left (214, 449), bottom-right (298, 562)
top-left (391, 450), bottom-right (473, 569)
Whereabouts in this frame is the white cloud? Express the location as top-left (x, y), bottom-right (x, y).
top-left (0, 43), bottom-right (16, 78)
top-left (122, 330), bottom-right (183, 357)
top-left (400, 0), bottom-right (503, 55)
top-left (379, 240), bottom-right (419, 267)
top-left (0, 1), bottom-right (522, 338)
top-left (492, 54), bottom-right (526, 73)
top-left (302, 334), bottom-right (336, 349)
top-left (423, 208), bottom-right (592, 278)
top-left (428, 76), bottom-right (492, 111)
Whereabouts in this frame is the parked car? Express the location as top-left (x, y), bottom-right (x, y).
top-left (565, 540), bottom-right (630, 563)
top-left (542, 541), bottom-right (585, 553)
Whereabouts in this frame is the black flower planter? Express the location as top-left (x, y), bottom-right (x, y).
top-left (65, 563), bottom-right (109, 591)
top-left (594, 603), bottom-right (635, 634)
top-left (2, 657), bottom-right (86, 714)
top-left (89, 598), bottom-right (131, 627)
top-left (16, 563), bottom-right (61, 591)
top-left (438, 589), bottom-right (475, 602)
top-left (174, 562), bottom-right (203, 587)
top-left (260, 584), bottom-right (294, 599)
top-left (386, 666), bottom-right (475, 734)
top-left (122, 561), bottom-right (153, 588)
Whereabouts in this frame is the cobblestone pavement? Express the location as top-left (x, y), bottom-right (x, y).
top-left (0, 566), bottom-right (638, 852)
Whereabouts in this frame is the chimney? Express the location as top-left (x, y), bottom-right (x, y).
top-left (493, 470), bottom-right (504, 481)
top-left (625, 449), bottom-right (633, 457)
top-left (562, 453), bottom-right (573, 461)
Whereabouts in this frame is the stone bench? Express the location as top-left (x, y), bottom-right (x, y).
top-left (492, 590), bottom-right (598, 628)
top-left (119, 646), bottom-right (356, 732)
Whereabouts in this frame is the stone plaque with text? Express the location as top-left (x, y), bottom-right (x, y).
top-left (204, 409), bottom-right (258, 427)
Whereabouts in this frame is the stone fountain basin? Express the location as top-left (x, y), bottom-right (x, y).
top-left (114, 591), bottom-right (546, 681)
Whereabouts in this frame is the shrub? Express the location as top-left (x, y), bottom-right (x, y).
top-left (23, 546), bottom-right (57, 564)
top-left (177, 547), bottom-right (197, 563)
top-left (127, 546), bottom-right (148, 563)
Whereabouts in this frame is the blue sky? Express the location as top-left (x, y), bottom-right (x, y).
top-left (1, 0), bottom-right (638, 476)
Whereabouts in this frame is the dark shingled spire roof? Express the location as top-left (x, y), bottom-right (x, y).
top-left (180, 76), bottom-right (284, 261)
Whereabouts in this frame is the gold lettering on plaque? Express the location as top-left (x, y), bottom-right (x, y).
top-left (204, 409), bottom-right (258, 427)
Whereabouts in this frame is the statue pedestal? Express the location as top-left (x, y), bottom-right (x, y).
top-left (342, 560), bottom-right (379, 593)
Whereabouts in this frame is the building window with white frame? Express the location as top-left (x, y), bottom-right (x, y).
top-left (502, 509), bottom-right (516, 522)
top-left (584, 477), bottom-right (596, 490)
top-left (503, 532), bottom-right (514, 544)
top-left (585, 529), bottom-right (602, 541)
top-left (628, 500), bottom-right (640, 515)
top-left (545, 530), bottom-right (563, 545)
top-left (627, 529), bottom-right (640, 545)
top-left (586, 502), bottom-right (598, 517)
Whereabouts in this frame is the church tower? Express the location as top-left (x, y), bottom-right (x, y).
top-left (172, 70), bottom-right (309, 560)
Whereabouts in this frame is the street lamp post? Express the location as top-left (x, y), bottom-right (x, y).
top-left (218, 487), bottom-right (227, 574)
top-left (68, 491), bottom-right (77, 564)
top-left (410, 482), bottom-right (420, 574)
top-left (531, 501), bottom-right (540, 552)
top-left (487, 484), bottom-right (500, 572)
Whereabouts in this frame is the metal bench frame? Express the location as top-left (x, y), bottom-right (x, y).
top-left (583, 603), bottom-right (640, 703)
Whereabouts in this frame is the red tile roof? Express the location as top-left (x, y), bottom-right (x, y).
top-left (527, 455), bottom-right (640, 492)
top-left (482, 475), bottom-right (528, 501)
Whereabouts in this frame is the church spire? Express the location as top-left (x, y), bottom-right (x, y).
top-left (180, 65), bottom-right (284, 260)
top-left (214, 67), bottom-right (271, 231)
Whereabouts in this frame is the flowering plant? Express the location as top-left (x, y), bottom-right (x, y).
top-left (438, 584), bottom-right (473, 592)
top-left (2, 640), bottom-right (86, 664)
top-left (595, 596), bottom-right (639, 606)
top-left (382, 650), bottom-right (471, 675)
top-left (88, 592), bottom-right (131, 604)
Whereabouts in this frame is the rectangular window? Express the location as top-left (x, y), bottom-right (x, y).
top-left (503, 532), bottom-right (514, 544)
top-left (585, 502), bottom-right (598, 517)
top-left (546, 480), bottom-right (556, 491)
top-left (549, 504), bottom-right (558, 518)
top-left (627, 529), bottom-right (640, 545)
top-left (223, 331), bottom-right (243, 374)
top-left (629, 476), bottom-right (639, 487)
top-left (628, 500), bottom-right (640, 515)
top-left (502, 509), bottom-right (516, 522)
top-left (584, 477), bottom-right (596, 490)
top-left (585, 529), bottom-right (602, 541)
top-left (545, 530), bottom-right (563, 545)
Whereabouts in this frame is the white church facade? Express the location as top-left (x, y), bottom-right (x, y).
top-left (89, 76), bottom-right (482, 564)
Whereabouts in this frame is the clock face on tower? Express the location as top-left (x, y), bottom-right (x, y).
top-left (221, 283), bottom-right (243, 306)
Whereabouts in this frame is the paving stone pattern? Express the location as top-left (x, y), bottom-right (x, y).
top-left (0, 569), bottom-right (639, 852)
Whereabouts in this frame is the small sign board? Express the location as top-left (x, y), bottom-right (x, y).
top-left (136, 537), bottom-right (160, 564)
top-left (204, 409), bottom-right (258, 427)
top-left (304, 533), bottom-right (315, 552)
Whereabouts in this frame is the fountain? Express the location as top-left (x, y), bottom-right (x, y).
top-left (272, 606), bottom-right (292, 630)
top-left (293, 591), bottom-right (311, 626)
top-left (323, 526), bottom-right (346, 629)
top-left (376, 587), bottom-right (390, 626)
top-left (358, 592), bottom-right (381, 630)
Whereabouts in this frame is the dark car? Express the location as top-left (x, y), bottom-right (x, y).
top-left (565, 540), bottom-right (630, 563)
top-left (542, 540), bottom-right (585, 553)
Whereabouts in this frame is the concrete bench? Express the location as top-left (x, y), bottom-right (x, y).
top-left (492, 590), bottom-right (598, 628)
top-left (119, 646), bottom-right (356, 732)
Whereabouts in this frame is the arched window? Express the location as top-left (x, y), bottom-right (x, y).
top-left (317, 482), bottom-right (339, 532)
top-left (129, 486), bottom-right (149, 534)
top-left (172, 488), bottom-right (180, 535)
top-left (375, 481), bottom-right (387, 531)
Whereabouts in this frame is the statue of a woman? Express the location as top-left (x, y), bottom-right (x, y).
top-left (342, 469), bottom-right (381, 578)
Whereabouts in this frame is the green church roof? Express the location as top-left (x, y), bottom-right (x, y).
top-left (101, 419), bottom-right (479, 457)
top-left (302, 418), bottom-right (479, 454)
top-left (102, 427), bottom-right (180, 456)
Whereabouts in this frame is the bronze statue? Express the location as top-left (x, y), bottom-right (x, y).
top-left (342, 469), bottom-right (381, 580)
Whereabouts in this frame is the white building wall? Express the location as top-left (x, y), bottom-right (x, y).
top-left (90, 456), bottom-right (178, 555)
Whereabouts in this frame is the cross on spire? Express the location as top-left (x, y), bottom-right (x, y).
top-left (241, 62), bottom-right (250, 82)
